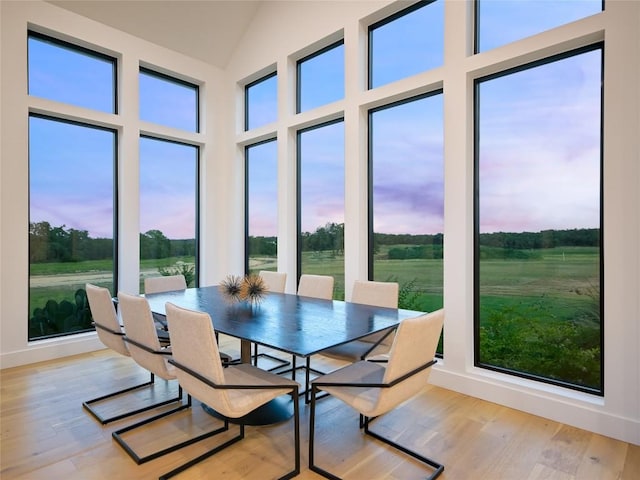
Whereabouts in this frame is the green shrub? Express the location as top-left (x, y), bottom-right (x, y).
top-left (158, 261), bottom-right (195, 287)
top-left (29, 288), bottom-right (92, 338)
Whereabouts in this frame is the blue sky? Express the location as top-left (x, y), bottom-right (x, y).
top-left (28, 0), bottom-right (602, 240)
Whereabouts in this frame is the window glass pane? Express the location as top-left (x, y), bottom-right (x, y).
top-left (370, 94), bottom-right (444, 352)
top-left (369, 0), bottom-right (444, 89)
top-left (28, 33), bottom-right (115, 113)
top-left (246, 140), bottom-right (278, 274)
top-left (139, 137), bottom-right (198, 291)
top-left (246, 73), bottom-right (278, 130)
top-left (476, 47), bottom-right (602, 393)
top-left (298, 121), bottom-right (345, 298)
top-left (139, 69), bottom-right (198, 132)
top-left (477, 0), bottom-right (602, 53)
top-left (297, 42), bottom-right (344, 113)
top-left (29, 116), bottom-right (115, 340)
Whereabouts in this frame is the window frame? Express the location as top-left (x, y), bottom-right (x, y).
top-left (139, 66), bottom-right (200, 133)
top-left (244, 71), bottom-right (277, 131)
top-left (367, 89), bottom-right (444, 280)
top-left (296, 117), bottom-right (345, 284)
top-left (244, 137), bottom-right (279, 275)
top-left (28, 112), bottom-right (119, 341)
top-left (139, 134), bottom-right (201, 288)
top-left (367, 0), bottom-right (439, 90)
top-left (27, 30), bottom-right (118, 114)
top-left (472, 42), bottom-right (605, 395)
top-left (473, 0), bottom-right (606, 54)
top-left (295, 39), bottom-right (345, 114)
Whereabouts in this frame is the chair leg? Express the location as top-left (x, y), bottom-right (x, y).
top-left (159, 422), bottom-right (244, 480)
top-left (83, 372), bottom-right (176, 425)
top-left (112, 390), bottom-right (229, 465)
top-left (252, 342), bottom-right (291, 370)
top-left (160, 384), bottom-right (300, 480)
top-left (309, 387), bottom-right (444, 480)
top-left (363, 416), bottom-right (444, 479)
top-left (274, 356), bottom-right (325, 403)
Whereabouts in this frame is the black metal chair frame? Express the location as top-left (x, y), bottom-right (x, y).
top-left (309, 358), bottom-right (443, 480)
top-left (83, 323), bottom-right (180, 425)
top-left (158, 358), bottom-right (301, 480)
top-left (279, 326), bottom-right (397, 405)
top-left (111, 336), bottom-right (228, 465)
top-left (253, 343), bottom-right (292, 371)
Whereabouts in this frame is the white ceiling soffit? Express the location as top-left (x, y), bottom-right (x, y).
top-left (48, 0), bottom-right (263, 68)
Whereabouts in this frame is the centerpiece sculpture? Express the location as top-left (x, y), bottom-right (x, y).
top-left (219, 274), bottom-right (267, 308)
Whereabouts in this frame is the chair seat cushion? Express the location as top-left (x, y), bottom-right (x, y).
top-left (320, 340), bottom-right (390, 362)
top-left (314, 361), bottom-right (386, 415)
top-left (199, 363), bottom-right (299, 418)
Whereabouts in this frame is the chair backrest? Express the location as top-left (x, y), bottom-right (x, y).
top-left (144, 274), bottom-right (187, 294)
top-left (86, 283), bottom-right (129, 357)
top-left (351, 280), bottom-right (399, 346)
top-left (117, 291), bottom-right (175, 381)
top-left (165, 302), bottom-right (232, 414)
top-left (297, 274), bottom-right (334, 300)
top-left (351, 280), bottom-right (398, 309)
top-left (259, 270), bottom-right (287, 293)
top-left (376, 309), bottom-right (444, 415)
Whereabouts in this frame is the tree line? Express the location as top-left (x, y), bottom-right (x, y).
top-left (29, 222), bottom-right (195, 263)
top-left (29, 221), bottom-right (599, 264)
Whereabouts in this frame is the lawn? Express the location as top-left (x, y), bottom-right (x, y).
top-left (29, 246), bottom-right (602, 392)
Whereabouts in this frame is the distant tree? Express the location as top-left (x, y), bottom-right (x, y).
top-left (304, 222), bottom-right (344, 254)
top-left (140, 229), bottom-right (170, 259)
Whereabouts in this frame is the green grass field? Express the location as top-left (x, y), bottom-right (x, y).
top-left (30, 247), bottom-right (598, 321)
top-left (29, 246), bottom-right (602, 390)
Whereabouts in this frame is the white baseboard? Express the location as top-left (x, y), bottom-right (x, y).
top-left (0, 333), bottom-right (104, 369)
top-left (430, 366), bottom-right (640, 446)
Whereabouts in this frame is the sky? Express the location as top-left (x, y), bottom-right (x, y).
top-left (28, 0), bottom-right (603, 240)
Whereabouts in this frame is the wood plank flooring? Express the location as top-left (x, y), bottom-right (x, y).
top-left (1, 337), bottom-right (638, 480)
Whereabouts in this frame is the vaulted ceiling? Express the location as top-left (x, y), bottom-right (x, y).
top-left (48, 0), bottom-right (263, 68)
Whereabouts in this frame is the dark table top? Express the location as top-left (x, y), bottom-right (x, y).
top-left (145, 285), bottom-right (425, 358)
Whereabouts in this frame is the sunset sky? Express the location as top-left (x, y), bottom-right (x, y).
top-left (29, 0), bottom-right (602, 240)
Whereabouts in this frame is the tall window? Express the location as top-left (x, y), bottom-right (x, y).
top-left (245, 140), bottom-right (279, 274)
top-left (245, 72), bottom-right (278, 130)
top-left (475, 45), bottom-right (603, 393)
top-left (297, 41), bottom-right (345, 113)
top-left (139, 68), bottom-right (198, 132)
top-left (369, 0), bottom-right (443, 89)
top-left (139, 137), bottom-right (199, 291)
top-left (29, 116), bottom-right (116, 340)
top-left (476, 0), bottom-right (603, 53)
top-left (27, 32), bottom-right (117, 340)
top-left (369, 93), bottom-right (444, 324)
top-left (138, 68), bottom-right (200, 291)
top-left (298, 120), bottom-right (345, 297)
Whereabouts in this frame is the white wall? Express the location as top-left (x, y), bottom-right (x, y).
top-left (1, 0), bottom-right (638, 446)
top-left (0, 1), bottom-right (227, 367)
top-left (225, 0), bottom-right (640, 445)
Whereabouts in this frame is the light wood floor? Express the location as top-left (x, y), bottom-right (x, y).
top-left (1, 337), bottom-right (638, 480)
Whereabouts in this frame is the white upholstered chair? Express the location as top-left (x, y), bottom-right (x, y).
top-left (297, 274), bottom-right (335, 300)
top-left (112, 292), bottom-right (223, 465)
top-left (275, 274), bottom-right (335, 402)
top-left (253, 270), bottom-right (290, 369)
top-left (319, 280), bottom-right (399, 363)
top-left (144, 274), bottom-right (187, 345)
top-left (309, 309), bottom-right (445, 480)
top-left (144, 274), bottom-right (187, 294)
top-left (144, 274), bottom-right (233, 363)
top-left (258, 270), bottom-right (287, 293)
top-left (160, 302), bottom-right (301, 480)
top-left (83, 283), bottom-right (175, 425)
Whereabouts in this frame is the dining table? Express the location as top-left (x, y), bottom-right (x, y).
top-left (145, 285), bottom-right (425, 424)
